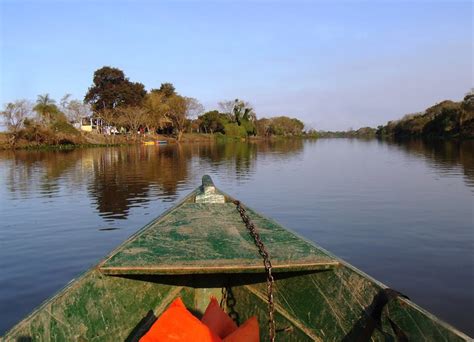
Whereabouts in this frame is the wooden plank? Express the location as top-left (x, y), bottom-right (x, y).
top-left (100, 262), bottom-right (339, 275)
top-left (99, 203), bottom-right (338, 275)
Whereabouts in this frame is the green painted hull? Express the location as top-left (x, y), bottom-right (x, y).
top-left (2, 177), bottom-right (470, 341)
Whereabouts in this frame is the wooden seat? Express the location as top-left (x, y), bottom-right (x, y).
top-left (99, 203), bottom-right (339, 275)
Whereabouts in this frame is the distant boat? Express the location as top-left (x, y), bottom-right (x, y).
top-left (143, 140), bottom-right (167, 146)
top-left (2, 176), bottom-right (470, 341)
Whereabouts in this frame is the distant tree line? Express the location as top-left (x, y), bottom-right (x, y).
top-left (315, 91), bottom-right (474, 140)
top-left (376, 91), bottom-right (474, 139)
top-left (1, 65), bottom-right (308, 145)
top-left (197, 102), bottom-right (306, 138)
top-left (317, 127), bottom-right (377, 138)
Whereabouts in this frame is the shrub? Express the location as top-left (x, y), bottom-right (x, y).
top-left (224, 123), bottom-right (247, 138)
top-left (50, 119), bottom-right (79, 135)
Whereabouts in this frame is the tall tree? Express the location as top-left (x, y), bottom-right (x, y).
top-left (199, 110), bottom-right (225, 134)
top-left (60, 94), bottom-right (92, 123)
top-left (60, 94), bottom-right (72, 110)
top-left (166, 95), bottom-right (188, 141)
top-left (218, 99), bottom-right (237, 122)
top-left (256, 118), bottom-right (272, 136)
top-left (117, 106), bottom-right (148, 137)
top-left (184, 97), bottom-right (204, 120)
top-left (143, 91), bottom-right (169, 132)
top-left (218, 99), bottom-right (256, 127)
top-left (233, 100), bottom-right (256, 126)
top-left (84, 66), bottom-right (146, 113)
top-left (152, 83), bottom-right (176, 98)
top-left (1, 100), bottom-right (33, 136)
top-left (33, 94), bottom-right (59, 124)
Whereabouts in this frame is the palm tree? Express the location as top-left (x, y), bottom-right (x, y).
top-left (34, 94), bottom-right (57, 124)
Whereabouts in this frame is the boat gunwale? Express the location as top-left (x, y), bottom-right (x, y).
top-left (308, 242), bottom-right (473, 340)
top-left (2, 188), bottom-right (200, 339)
top-left (216, 184), bottom-right (472, 340)
top-left (2, 178), bottom-right (471, 340)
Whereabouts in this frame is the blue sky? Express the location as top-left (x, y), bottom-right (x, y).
top-left (0, 0), bottom-right (472, 130)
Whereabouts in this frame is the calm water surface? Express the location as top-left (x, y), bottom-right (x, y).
top-left (0, 139), bottom-right (473, 336)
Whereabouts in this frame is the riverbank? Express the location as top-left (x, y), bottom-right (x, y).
top-left (376, 96), bottom-right (474, 139)
top-left (0, 132), bottom-right (217, 150)
top-left (0, 131), bottom-right (319, 150)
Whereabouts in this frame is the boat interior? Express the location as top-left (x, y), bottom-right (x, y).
top-left (3, 176), bottom-right (468, 341)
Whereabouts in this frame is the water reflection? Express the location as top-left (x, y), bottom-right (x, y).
top-left (0, 138), bottom-right (471, 221)
top-left (0, 138), bottom-right (473, 336)
top-left (2, 150), bottom-right (83, 198)
top-left (383, 139), bottom-right (474, 189)
top-left (0, 140), bottom-right (305, 220)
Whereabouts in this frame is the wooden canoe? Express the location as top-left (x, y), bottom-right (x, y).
top-left (2, 176), bottom-right (470, 341)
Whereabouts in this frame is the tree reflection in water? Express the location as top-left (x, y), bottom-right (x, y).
top-left (0, 138), bottom-right (472, 221)
top-left (1, 138), bottom-right (472, 336)
top-left (383, 138), bottom-right (474, 189)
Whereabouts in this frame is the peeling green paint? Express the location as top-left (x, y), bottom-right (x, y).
top-left (2, 177), bottom-right (470, 341)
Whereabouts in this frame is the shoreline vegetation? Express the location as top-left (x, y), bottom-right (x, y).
top-left (0, 131), bottom-right (313, 150)
top-left (318, 92), bottom-right (474, 140)
top-left (1, 66), bottom-right (314, 150)
top-left (1, 66), bottom-right (473, 150)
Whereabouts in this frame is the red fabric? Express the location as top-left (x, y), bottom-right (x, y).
top-left (140, 298), bottom-right (222, 342)
top-left (201, 297), bottom-right (238, 338)
top-left (223, 316), bottom-right (259, 342)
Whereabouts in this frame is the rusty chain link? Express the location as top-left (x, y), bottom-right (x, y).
top-left (221, 286), bottom-right (240, 325)
top-left (233, 200), bottom-right (276, 342)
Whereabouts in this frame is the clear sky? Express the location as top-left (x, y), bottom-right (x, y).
top-left (0, 0), bottom-right (472, 130)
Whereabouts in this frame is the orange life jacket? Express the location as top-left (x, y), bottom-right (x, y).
top-left (140, 297), bottom-right (259, 342)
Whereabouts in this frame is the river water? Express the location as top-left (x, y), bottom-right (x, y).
top-left (0, 138), bottom-right (473, 336)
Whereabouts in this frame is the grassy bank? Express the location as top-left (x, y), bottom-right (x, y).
top-left (0, 131), bottom-right (217, 150)
top-left (0, 131), bottom-right (319, 150)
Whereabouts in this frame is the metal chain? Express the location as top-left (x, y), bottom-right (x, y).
top-left (221, 286), bottom-right (240, 325)
top-left (220, 286), bottom-right (227, 308)
top-left (233, 200), bottom-right (276, 342)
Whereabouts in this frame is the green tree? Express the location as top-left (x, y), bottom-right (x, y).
top-left (256, 116), bottom-right (304, 136)
top-left (199, 110), bottom-right (225, 134)
top-left (151, 83), bottom-right (176, 98)
top-left (32, 94), bottom-right (78, 135)
top-left (218, 99), bottom-right (257, 136)
top-left (166, 95), bottom-right (188, 141)
top-left (34, 94), bottom-right (58, 124)
top-left (116, 106), bottom-right (148, 137)
top-left (233, 100), bottom-right (256, 126)
top-left (224, 123), bottom-right (247, 138)
top-left (256, 118), bottom-right (272, 136)
top-left (144, 91), bottom-right (168, 133)
top-left (462, 89), bottom-right (474, 112)
top-left (84, 66), bottom-right (146, 112)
